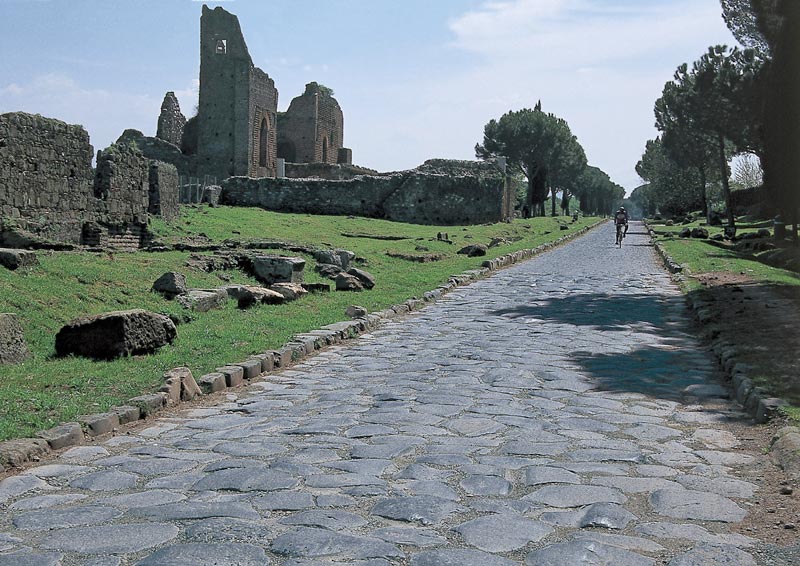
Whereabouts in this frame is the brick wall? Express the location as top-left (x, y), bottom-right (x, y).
top-left (277, 83), bottom-right (345, 165)
top-left (156, 92), bottom-right (186, 147)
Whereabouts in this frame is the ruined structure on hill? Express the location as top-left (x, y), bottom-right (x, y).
top-left (196, 5), bottom-right (279, 181)
top-left (277, 82), bottom-right (350, 165)
top-left (0, 112), bottom-right (178, 248)
top-left (156, 92), bottom-right (186, 147)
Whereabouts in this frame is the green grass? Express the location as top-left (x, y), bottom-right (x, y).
top-left (0, 207), bottom-right (599, 441)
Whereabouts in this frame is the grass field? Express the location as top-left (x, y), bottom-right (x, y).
top-left (0, 207), bottom-right (599, 441)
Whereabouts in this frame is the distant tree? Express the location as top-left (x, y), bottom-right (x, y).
top-left (476, 103), bottom-right (586, 217)
top-left (732, 154), bottom-right (764, 189)
top-left (576, 166), bottom-right (625, 216)
top-left (318, 84), bottom-right (335, 97)
top-left (636, 138), bottom-right (704, 218)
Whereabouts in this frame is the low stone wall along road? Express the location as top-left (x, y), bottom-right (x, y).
top-left (0, 221), bottom-right (780, 565)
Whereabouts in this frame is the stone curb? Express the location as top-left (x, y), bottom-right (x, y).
top-left (0, 219), bottom-right (604, 473)
top-left (644, 220), bottom-right (797, 480)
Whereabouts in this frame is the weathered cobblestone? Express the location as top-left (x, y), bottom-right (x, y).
top-left (0, 222), bottom-right (779, 563)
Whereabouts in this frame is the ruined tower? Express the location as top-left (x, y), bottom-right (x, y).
top-left (156, 92), bottom-right (186, 147)
top-left (277, 82), bottom-right (348, 165)
top-left (196, 5), bottom-right (278, 181)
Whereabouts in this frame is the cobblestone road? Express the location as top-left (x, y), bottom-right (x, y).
top-left (0, 222), bottom-right (775, 565)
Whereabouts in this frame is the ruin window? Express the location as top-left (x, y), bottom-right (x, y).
top-left (258, 117), bottom-right (269, 168)
top-left (215, 39), bottom-right (227, 54)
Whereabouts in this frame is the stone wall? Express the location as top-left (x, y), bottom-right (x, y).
top-left (196, 5), bottom-right (278, 182)
top-left (156, 92), bottom-right (186, 147)
top-left (277, 82), bottom-right (346, 165)
top-left (284, 162), bottom-right (380, 180)
top-left (0, 112), bottom-right (97, 243)
top-left (148, 162), bottom-right (180, 222)
top-left (221, 159), bottom-right (513, 225)
top-left (117, 129), bottom-right (195, 179)
top-left (0, 112), bottom-right (178, 248)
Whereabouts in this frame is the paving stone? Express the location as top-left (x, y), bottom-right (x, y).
top-left (96, 489), bottom-right (187, 509)
top-left (525, 539), bottom-right (655, 565)
top-left (8, 493), bottom-right (89, 511)
top-left (39, 523), bottom-right (179, 553)
top-left (184, 518), bottom-right (272, 544)
top-left (305, 473), bottom-right (386, 488)
top-left (591, 476), bottom-right (683, 494)
top-left (571, 532), bottom-right (665, 553)
top-left (649, 489), bottom-right (746, 522)
top-left (371, 496), bottom-right (465, 526)
top-left (372, 527), bottom-right (448, 548)
top-left (410, 549), bottom-right (517, 566)
top-left (634, 522), bottom-right (756, 547)
top-left (135, 543), bottom-right (270, 565)
top-left (69, 470), bottom-right (138, 491)
top-left (0, 552), bottom-right (63, 566)
top-left (525, 465), bottom-right (581, 486)
top-left (524, 485), bottom-right (627, 507)
top-left (453, 514), bottom-right (552, 552)
top-left (253, 491), bottom-right (316, 511)
top-left (667, 543), bottom-right (756, 565)
top-left (0, 475), bottom-right (52, 504)
top-left (128, 501), bottom-right (260, 521)
top-left (280, 510), bottom-right (368, 531)
top-left (271, 527), bottom-right (403, 560)
top-left (192, 467), bottom-right (298, 492)
top-left (578, 502), bottom-right (637, 529)
top-left (674, 474), bottom-right (757, 498)
top-left (12, 505), bottom-right (121, 530)
top-left (459, 474), bottom-right (512, 496)
top-left (58, 446), bottom-right (109, 462)
top-left (21, 464), bottom-right (89, 478)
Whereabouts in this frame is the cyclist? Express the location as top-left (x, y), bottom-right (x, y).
top-left (614, 207), bottom-right (629, 240)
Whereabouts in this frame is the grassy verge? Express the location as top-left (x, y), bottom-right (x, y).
top-left (648, 218), bottom-right (800, 422)
top-left (0, 207), bottom-right (599, 440)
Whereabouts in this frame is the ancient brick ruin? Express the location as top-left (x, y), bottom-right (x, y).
top-left (196, 5), bottom-right (279, 181)
top-left (221, 159), bottom-right (515, 225)
top-left (277, 82), bottom-right (349, 165)
top-left (0, 112), bottom-right (179, 248)
top-left (156, 92), bottom-right (186, 147)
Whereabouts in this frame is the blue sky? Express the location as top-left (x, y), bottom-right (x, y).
top-left (0, 0), bottom-right (735, 191)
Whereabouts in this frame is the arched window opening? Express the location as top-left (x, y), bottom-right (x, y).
top-left (258, 118), bottom-right (268, 167)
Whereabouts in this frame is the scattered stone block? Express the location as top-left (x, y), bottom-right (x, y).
top-left (252, 255), bottom-right (305, 285)
top-left (224, 284), bottom-right (285, 308)
top-left (38, 422), bottom-right (84, 450)
top-left (198, 372), bottom-right (227, 394)
top-left (302, 282), bottom-right (331, 293)
top-left (0, 248), bottom-right (38, 270)
top-left (679, 227), bottom-right (691, 238)
top-left (151, 271), bottom-right (187, 298)
top-left (78, 412), bottom-right (120, 437)
top-left (127, 393), bottom-right (168, 417)
top-left (217, 366), bottom-right (244, 387)
top-left (335, 272), bottom-right (364, 291)
top-left (176, 289), bottom-right (227, 312)
top-left (110, 405), bottom-right (141, 425)
top-left (0, 438), bottom-right (51, 468)
top-left (55, 309), bottom-right (176, 360)
top-left (162, 366), bottom-right (202, 402)
top-left (457, 244), bottom-right (488, 257)
top-left (691, 227), bottom-right (710, 239)
top-left (312, 249), bottom-right (355, 270)
top-left (315, 264), bottom-right (343, 279)
top-left (269, 283), bottom-right (308, 301)
top-left (0, 313), bottom-right (31, 364)
top-left (235, 359), bottom-right (262, 380)
top-left (346, 305), bottom-right (368, 318)
top-left (347, 268), bottom-right (376, 289)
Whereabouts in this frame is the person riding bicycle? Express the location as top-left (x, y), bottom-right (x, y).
top-left (614, 207), bottom-right (629, 238)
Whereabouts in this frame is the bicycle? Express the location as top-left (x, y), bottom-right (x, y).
top-left (615, 222), bottom-right (626, 247)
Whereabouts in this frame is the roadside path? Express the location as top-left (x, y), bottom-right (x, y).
top-left (0, 221), bottom-right (776, 565)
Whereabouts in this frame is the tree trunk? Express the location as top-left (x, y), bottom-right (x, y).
top-left (551, 187), bottom-right (557, 216)
top-left (699, 167), bottom-right (709, 221)
top-left (718, 135), bottom-right (735, 227)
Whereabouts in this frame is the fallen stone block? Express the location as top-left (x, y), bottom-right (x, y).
top-left (151, 271), bottom-right (187, 299)
top-left (252, 255), bottom-right (305, 285)
top-left (301, 282), bottom-right (331, 293)
top-left (457, 244), bottom-right (488, 257)
top-left (198, 372), bottom-right (227, 394)
top-left (55, 309), bottom-right (176, 360)
top-left (216, 366), bottom-right (244, 387)
top-left (38, 422), bottom-right (84, 450)
top-left (223, 284), bottom-right (285, 308)
top-left (346, 305), bottom-right (367, 318)
top-left (176, 289), bottom-right (228, 312)
top-left (0, 313), bottom-right (31, 365)
top-left (0, 438), bottom-right (51, 468)
top-left (110, 405), bottom-right (141, 425)
top-left (78, 412), bottom-right (120, 437)
top-left (315, 263), bottom-right (343, 279)
top-left (162, 367), bottom-right (202, 402)
top-left (235, 359), bottom-right (262, 380)
top-left (335, 272), bottom-right (364, 291)
top-left (269, 283), bottom-right (308, 302)
top-left (347, 268), bottom-right (376, 289)
top-left (127, 393), bottom-right (168, 417)
top-left (0, 248), bottom-right (38, 270)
